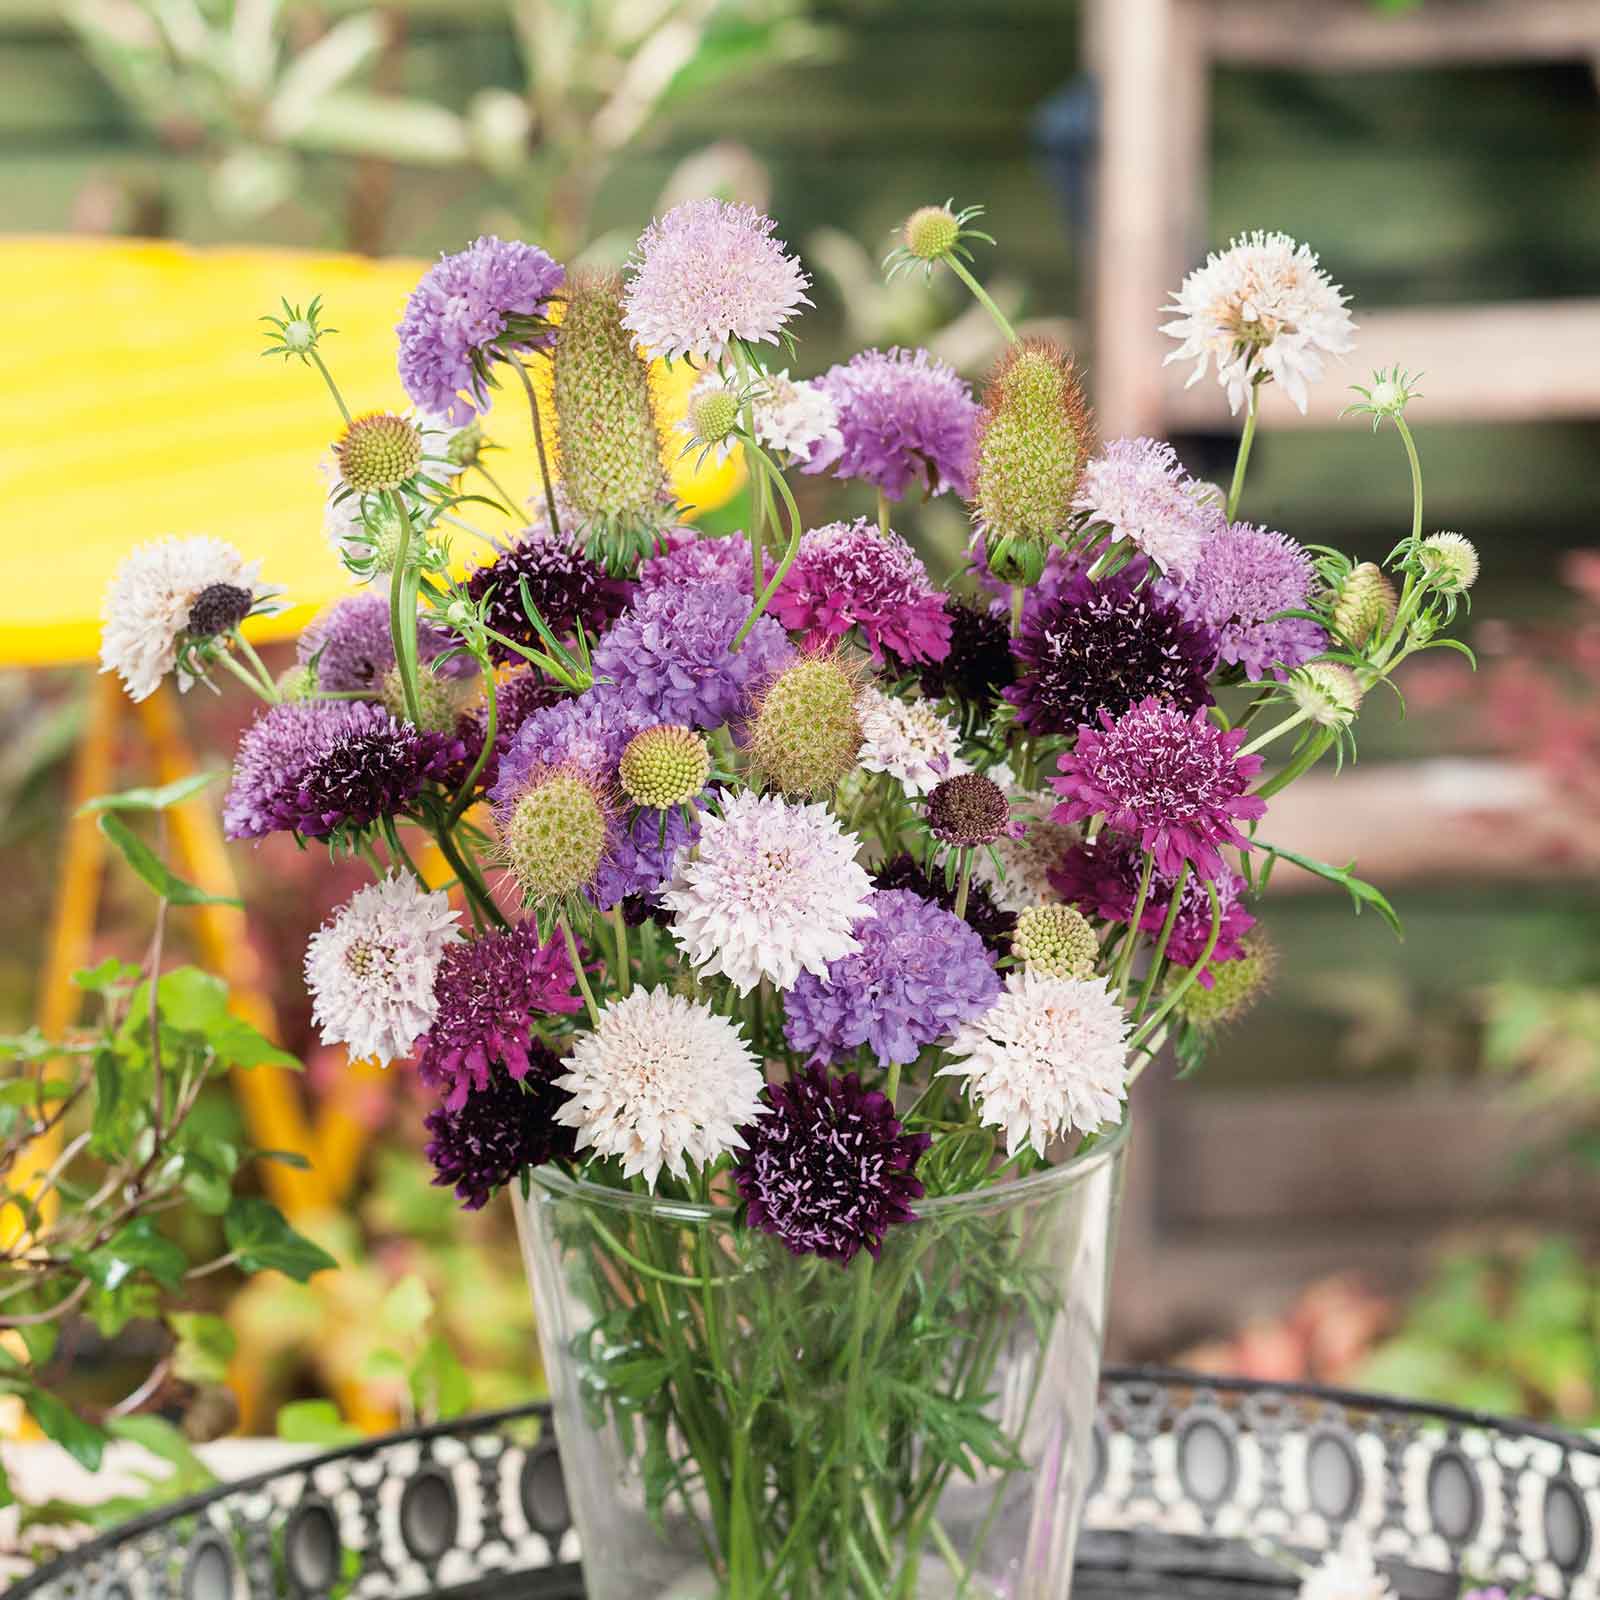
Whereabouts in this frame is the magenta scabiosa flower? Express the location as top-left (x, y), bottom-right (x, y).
top-left (783, 889), bottom-right (999, 1067)
top-left (1005, 564), bottom-right (1214, 736)
top-left (872, 852), bottom-right (1016, 957)
top-left (770, 519), bottom-right (951, 665)
top-left (462, 527), bottom-right (629, 665)
top-left (803, 347), bottom-right (979, 500)
top-left (734, 1065), bottom-right (930, 1265)
top-left (1051, 697), bottom-right (1266, 880)
top-left (1073, 437), bottom-right (1223, 580)
top-left (1164, 521), bottom-right (1326, 680)
top-left (621, 199), bottom-right (811, 364)
top-left (397, 235), bottom-right (565, 422)
top-left (297, 592), bottom-right (472, 695)
top-left (424, 1051), bottom-right (577, 1210)
top-left (415, 923), bottom-right (582, 1109)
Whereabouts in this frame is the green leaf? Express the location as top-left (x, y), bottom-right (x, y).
top-left (224, 1197), bottom-right (337, 1281)
top-left (97, 814), bottom-right (241, 907)
top-left (379, 1273), bottom-right (434, 1341)
top-left (1254, 840), bottom-right (1403, 938)
top-left (0, 1079), bottom-right (72, 1108)
top-left (105, 1415), bottom-right (215, 1491)
top-left (359, 1346), bottom-right (409, 1384)
top-left (77, 1218), bottom-right (188, 1291)
top-left (168, 1312), bottom-right (237, 1386)
top-left (276, 1399), bottom-right (362, 1446)
top-left (71, 957), bottom-right (143, 993)
top-left (0, 1028), bottom-right (54, 1063)
top-left (78, 773), bottom-right (221, 816)
top-left (126, 969), bottom-right (301, 1072)
top-left (410, 1334), bottom-right (471, 1422)
top-left (26, 1390), bottom-right (105, 1472)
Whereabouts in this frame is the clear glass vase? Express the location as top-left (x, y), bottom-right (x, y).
top-left (512, 1121), bottom-right (1128, 1600)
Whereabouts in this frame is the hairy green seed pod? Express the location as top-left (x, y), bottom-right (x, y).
top-left (619, 725), bottom-right (711, 810)
top-left (1012, 903), bottom-right (1100, 981)
top-left (1331, 561), bottom-right (1397, 648)
top-left (1419, 531), bottom-right (1479, 595)
top-left (335, 412), bottom-right (423, 493)
top-left (1178, 933), bottom-right (1275, 1030)
top-left (504, 771), bottom-right (611, 906)
top-left (747, 654), bottom-right (864, 798)
top-left (1288, 662), bottom-right (1364, 729)
top-left (381, 665), bottom-right (463, 734)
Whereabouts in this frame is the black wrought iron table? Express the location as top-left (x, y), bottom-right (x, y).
top-left (11, 1368), bottom-right (1599, 1598)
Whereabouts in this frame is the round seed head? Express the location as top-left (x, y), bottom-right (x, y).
top-left (335, 412), bottom-right (424, 493)
top-left (1331, 561), bottom-right (1398, 648)
top-left (688, 386), bottom-right (740, 447)
top-left (1012, 903), bottom-right (1100, 981)
top-left (1419, 531), bottom-right (1479, 594)
top-left (381, 665), bottom-right (464, 734)
top-left (619, 725), bottom-right (712, 810)
top-left (185, 582), bottom-right (253, 639)
top-left (504, 770), bottom-right (612, 905)
top-left (746, 654), bottom-right (864, 798)
top-left (1288, 661), bottom-right (1364, 728)
top-left (926, 772), bottom-right (1011, 847)
top-left (903, 205), bottom-right (961, 261)
top-left (1178, 932), bottom-right (1275, 1029)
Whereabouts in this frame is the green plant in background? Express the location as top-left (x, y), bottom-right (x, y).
top-left (0, 772), bottom-right (331, 1523)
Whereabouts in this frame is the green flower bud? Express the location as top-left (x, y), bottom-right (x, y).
top-left (1012, 904), bottom-right (1100, 981)
top-left (335, 412), bottom-right (423, 493)
top-left (381, 665), bottom-right (462, 734)
top-left (1288, 661), bottom-right (1364, 729)
top-left (444, 417), bottom-right (486, 471)
top-left (504, 771), bottom-right (612, 906)
top-left (747, 654), bottom-right (864, 798)
top-left (619, 725), bottom-right (712, 810)
top-left (283, 319), bottom-right (316, 353)
top-left (688, 386), bottom-right (740, 448)
top-left (276, 663), bottom-right (319, 703)
top-left (1418, 531), bottom-right (1478, 595)
top-left (1331, 561), bottom-right (1398, 648)
top-left (903, 205), bottom-right (961, 262)
top-left (1178, 933), bottom-right (1275, 1030)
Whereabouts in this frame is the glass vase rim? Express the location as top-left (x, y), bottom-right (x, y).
top-left (523, 1113), bottom-right (1131, 1222)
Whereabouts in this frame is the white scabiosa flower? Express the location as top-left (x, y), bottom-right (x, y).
top-left (856, 685), bottom-right (969, 797)
top-left (554, 986), bottom-right (767, 1189)
top-left (304, 873), bottom-right (461, 1065)
top-left (1162, 231), bottom-right (1355, 415)
top-left (99, 536), bottom-right (263, 702)
top-left (940, 970), bottom-right (1129, 1157)
top-left (1297, 1530), bottom-right (1396, 1600)
top-left (661, 790), bottom-right (873, 994)
top-left (752, 370), bottom-right (840, 463)
top-left (970, 786), bottom-right (1078, 913)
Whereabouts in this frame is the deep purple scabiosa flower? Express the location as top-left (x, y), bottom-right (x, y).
top-left (415, 924), bottom-right (582, 1110)
top-left (783, 889), bottom-right (999, 1067)
top-left (872, 853), bottom-right (1016, 957)
top-left (899, 599), bottom-right (1016, 717)
top-left (1051, 698), bottom-right (1266, 880)
top-left (621, 199), bottom-right (811, 363)
top-left (297, 593), bottom-right (472, 696)
top-left (734, 1065), bottom-right (930, 1265)
top-left (803, 347), bottom-right (979, 500)
top-left (424, 1052), bottom-right (577, 1210)
top-left (397, 235), bottom-right (565, 422)
top-left (636, 528), bottom-right (765, 596)
top-left (1073, 437), bottom-right (1224, 580)
top-left (1050, 835), bottom-right (1255, 978)
top-left (770, 519), bottom-right (951, 665)
top-left (591, 805), bottom-right (698, 914)
top-left (462, 527), bottom-right (629, 665)
top-left (589, 581), bottom-right (794, 732)
top-left (925, 772), bottom-right (1017, 848)
top-left (1165, 521), bottom-right (1325, 680)
top-left (1005, 564), bottom-right (1215, 736)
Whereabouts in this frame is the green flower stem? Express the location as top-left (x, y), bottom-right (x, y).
top-left (309, 349), bottom-right (352, 425)
top-left (1009, 583), bottom-right (1024, 638)
top-left (386, 495), bottom-right (424, 727)
top-left (732, 441), bottom-right (805, 649)
top-left (446, 662), bottom-right (495, 825)
top-left (1225, 381), bottom-right (1261, 522)
top-left (610, 903), bottom-right (632, 997)
top-left (1113, 849), bottom-right (1157, 998)
top-left (1128, 878), bottom-right (1221, 1060)
top-left (381, 815), bottom-right (430, 890)
top-left (511, 355), bottom-right (564, 543)
top-left (1253, 724), bottom-right (1335, 801)
top-left (428, 822), bottom-right (506, 929)
top-left (945, 255), bottom-right (1018, 345)
top-left (877, 489), bottom-right (890, 536)
top-left (559, 916), bottom-right (601, 1026)
top-left (473, 460), bottom-right (521, 518)
top-left (1133, 861), bottom-right (1190, 1024)
top-left (585, 1210), bottom-right (740, 1290)
top-left (952, 848), bottom-right (974, 921)
top-left (233, 632), bottom-right (278, 697)
top-left (1238, 706), bottom-right (1312, 759)
top-left (925, 1516), bottom-right (974, 1590)
top-left (1371, 412), bottom-right (1426, 668)
top-left (213, 647), bottom-right (278, 703)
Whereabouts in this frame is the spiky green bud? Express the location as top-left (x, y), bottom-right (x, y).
top-left (1178, 933), bottom-right (1275, 1030)
top-left (1288, 662), bottom-right (1364, 728)
top-left (504, 772), bottom-right (611, 906)
top-left (747, 655), bottom-right (864, 798)
top-left (335, 412), bottom-right (423, 493)
top-left (381, 665), bottom-right (462, 733)
top-left (1418, 531), bottom-right (1478, 594)
top-left (903, 205), bottom-right (961, 262)
top-left (443, 418), bottom-right (486, 471)
top-left (1331, 561), bottom-right (1398, 648)
top-left (276, 663), bottom-right (319, 703)
top-left (688, 387), bottom-right (740, 448)
top-left (1012, 904), bottom-right (1100, 980)
top-left (619, 725), bottom-right (711, 810)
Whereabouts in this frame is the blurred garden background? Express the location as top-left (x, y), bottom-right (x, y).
top-left (1, 0), bottom-right (1598, 1489)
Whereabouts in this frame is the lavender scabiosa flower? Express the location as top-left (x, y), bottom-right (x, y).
top-left (940, 970), bottom-right (1129, 1157)
top-left (591, 805), bottom-right (698, 914)
top-left (297, 592), bottom-right (472, 695)
top-left (415, 923), bottom-right (581, 1109)
top-left (621, 199), bottom-right (810, 363)
top-left (424, 1051), bottom-right (577, 1210)
top-left (100, 537), bottom-right (263, 702)
top-left (462, 527), bottom-right (629, 665)
top-left (590, 582), bottom-right (793, 732)
top-left (1005, 564), bottom-right (1214, 735)
top-left (661, 790), bottom-right (874, 994)
top-left (783, 889), bottom-right (999, 1067)
top-left (856, 685), bottom-right (969, 796)
top-left (734, 1066), bottom-right (930, 1265)
top-left (803, 347), bottom-right (979, 499)
top-left (1051, 698), bottom-right (1266, 880)
top-left (1073, 437), bottom-right (1223, 580)
top-left (872, 852), bottom-right (1016, 957)
top-left (304, 873), bottom-right (461, 1064)
top-left (637, 529), bottom-right (764, 596)
top-left (554, 986), bottom-right (766, 1188)
top-left (397, 235), bottom-right (565, 422)
top-left (771, 519), bottom-right (951, 665)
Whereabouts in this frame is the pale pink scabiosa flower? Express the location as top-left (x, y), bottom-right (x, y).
top-left (940, 970), bottom-right (1130, 1156)
top-left (1296, 1529), bottom-right (1396, 1600)
top-left (1051, 698), bottom-right (1267, 880)
top-left (1162, 230), bottom-right (1356, 415)
top-left (856, 685), bottom-right (969, 797)
top-left (1073, 437), bottom-right (1224, 580)
top-left (770, 519), bottom-right (951, 664)
top-left (804, 346), bottom-right (979, 500)
top-left (621, 199), bottom-right (811, 364)
top-left (660, 790), bottom-right (874, 993)
top-left (553, 986), bottom-right (766, 1189)
top-left (304, 873), bottom-right (461, 1065)
top-left (100, 536), bottom-right (263, 702)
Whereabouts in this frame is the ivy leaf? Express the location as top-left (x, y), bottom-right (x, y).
top-left (76, 1218), bottom-right (188, 1292)
top-left (86, 1279), bottom-right (161, 1340)
top-left (168, 1312), bottom-right (237, 1386)
top-left (26, 1390), bottom-right (105, 1472)
top-left (1254, 840), bottom-right (1403, 939)
top-left (223, 1197), bottom-right (336, 1281)
top-left (96, 814), bottom-right (241, 907)
top-left (410, 1334), bottom-right (471, 1422)
top-left (78, 773), bottom-right (221, 815)
top-left (277, 1399), bottom-right (361, 1446)
top-left (71, 957), bottom-right (143, 994)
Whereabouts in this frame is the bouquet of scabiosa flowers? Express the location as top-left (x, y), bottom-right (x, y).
top-left (99, 204), bottom-right (1476, 1599)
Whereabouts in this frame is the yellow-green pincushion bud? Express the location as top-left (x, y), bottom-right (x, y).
top-left (1419, 531), bottom-right (1479, 594)
top-left (619, 725), bottom-right (711, 810)
top-left (688, 386), bottom-right (740, 449)
top-left (276, 663), bottom-right (320, 703)
top-left (335, 412), bottom-right (423, 493)
top-left (1330, 561), bottom-right (1398, 648)
top-left (1178, 934), bottom-right (1275, 1030)
top-left (381, 665), bottom-right (462, 734)
top-left (903, 204), bottom-right (961, 262)
top-left (1012, 904), bottom-right (1100, 981)
top-left (1288, 662), bottom-right (1364, 729)
top-left (444, 418), bottom-right (486, 471)
top-left (504, 771), bottom-right (612, 906)
top-left (747, 655), bottom-right (864, 798)
top-left (973, 341), bottom-right (1091, 583)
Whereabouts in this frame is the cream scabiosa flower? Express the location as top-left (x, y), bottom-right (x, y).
top-left (660, 790), bottom-right (873, 994)
top-left (100, 536), bottom-right (263, 702)
top-left (940, 970), bottom-right (1129, 1157)
top-left (1162, 231), bottom-right (1355, 415)
top-left (554, 986), bottom-right (766, 1188)
top-left (856, 686), bottom-right (969, 797)
top-left (304, 873), bottom-right (462, 1065)
top-left (1297, 1530), bottom-right (1396, 1600)
top-left (971, 786), bottom-right (1078, 914)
